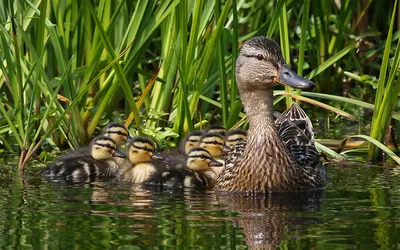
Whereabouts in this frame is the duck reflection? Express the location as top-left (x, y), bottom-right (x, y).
top-left (215, 191), bottom-right (324, 249)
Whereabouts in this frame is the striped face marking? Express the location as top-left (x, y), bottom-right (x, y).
top-left (184, 134), bottom-right (202, 153)
top-left (225, 133), bottom-right (247, 148)
top-left (128, 137), bottom-right (160, 164)
top-left (104, 126), bottom-right (129, 145)
top-left (91, 137), bottom-right (118, 160)
top-left (186, 148), bottom-right (213, 171)
top-left (199, 133), bottom-right (225, 158)
top-left (205, 125), bottom-right (227, 136)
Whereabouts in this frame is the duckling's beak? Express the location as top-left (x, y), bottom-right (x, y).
top-left (275, 64), bottom-right (315, 90)
top-left (222, 145), bottom-right (231, 154)
top-left (113, 149), bottom-right (126, 158)
top-left (151, 152), bottom-right (165, 161)
top-left (209, 159), bottom-right (223, 167)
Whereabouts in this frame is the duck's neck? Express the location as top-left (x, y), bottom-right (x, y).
top-left (241, 88), bottom-right (275, 133)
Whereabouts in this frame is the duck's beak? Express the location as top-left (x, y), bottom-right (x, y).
top-left (209, 159), bottom-right (223, 167)
top-left (275, 64), bottom-right (315, 90)
top-left (113, 149), bottom-right (126, 158)
top-left (151, 152), bottom-right (165, 161)
top-left (222, 145), bottom-right (231, 154)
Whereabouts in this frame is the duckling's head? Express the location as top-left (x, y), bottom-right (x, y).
top-left (128, 137), bottom-right (164, 164)
top-left (204, 125), bottom-right (227, 136)
top-left (225, 129), bottom-right (247, 148)
top-left (236, 37), bottom-right (315, 92)
top-left (198, 132), bottom-right (230, 158)
top-left (90, 135), bottom-right (126, 160)
top-left (186, 147), bottom-right (223, 171)
top-left (103, 122), bottom-right (131, 145)
top-left (181, 130), bottom-right (204, 154)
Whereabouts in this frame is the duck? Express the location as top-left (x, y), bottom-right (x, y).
top-left (204, 125), bottom-right (227, 136)
top-left (103, 122), bottom-right (131, 146)
top-left (144, 147), bottom-right (223, 188)
top-left (215, 37), bottom-right (327, 193)
top-left (225, 129), bottom-right (247, 148)
top-left (120, 136), bottom-right (164, 184)
top-left (41, 135), bottom-right (126, 183)
top-left (198, 132), bottom-right (231, 179)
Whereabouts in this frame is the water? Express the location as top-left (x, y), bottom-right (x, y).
top-left (0, 163), bottom-right (400, 249)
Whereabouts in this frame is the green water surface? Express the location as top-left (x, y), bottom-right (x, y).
top-left (0, 163), bottom-right (399, 249)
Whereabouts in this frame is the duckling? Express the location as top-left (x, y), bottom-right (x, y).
top-left (204, 125), bottom-right (227, 136)
top-left (41, 135), bottom-right (125, 183)
top-left (144, 147), bottom-right (223, 188)
top-left (180, 130), bottom-right (204, 154)
top-left (161, 130), bottom-right (204, 169)
top-left (103, 122), bottom-right (131, 146)
top-left (198, 132), bottom-right (230, 179)
top-left (120, 136), bottom-right (164, 184)
top-left (225, 129), bottom-right (247, 148)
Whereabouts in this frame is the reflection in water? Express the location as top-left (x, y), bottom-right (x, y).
top-left (1, 164), bottom-right (400, 249)
top-left (215, 191), bottom-right (323, 249)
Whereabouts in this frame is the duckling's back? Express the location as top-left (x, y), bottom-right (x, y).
top-left (42, 153), bottom-right (120, 183)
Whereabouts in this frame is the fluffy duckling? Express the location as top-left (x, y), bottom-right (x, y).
top-left (144, 147), bottom-right (223, 188)
top-left (120, 136), bottom-right (164, 184)
top-left (204, 125), bottom-right (227, 136)
top-left (103, 122), bottom-right (131, 145)
top-left (198, 132), bottom-right (230, 179)
top-left (180, 130), bottom-right (204, 154)
top-left (225, 129), bottom-right (247, 148)
top-left (161, 130), bottom-right (204, 169)
top-left (41, 135), bottom-right (125, 183)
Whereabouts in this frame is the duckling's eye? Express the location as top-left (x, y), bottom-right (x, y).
top-left (256, 54), bottom-right (264, 61)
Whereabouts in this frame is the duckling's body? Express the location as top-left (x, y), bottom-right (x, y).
top-left (215, 37), bottom-right (327, 193)
top-left (120, 137), bottom-right (164, 184)
top-left (42, 136), bottom-right (125, 183)
top-left (144, 147), bottom-right (223, 189)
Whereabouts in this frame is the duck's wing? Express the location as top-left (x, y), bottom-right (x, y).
top-left (281, 102), bottom-right (315, 143)
top-left (274, 111), bottom-right (320, 168)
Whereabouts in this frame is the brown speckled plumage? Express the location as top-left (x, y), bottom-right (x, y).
top-left (215, 37), bottom-right (327, 193)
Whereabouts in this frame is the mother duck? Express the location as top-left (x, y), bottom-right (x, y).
top-left (215, 37), bottom-right (327, 193)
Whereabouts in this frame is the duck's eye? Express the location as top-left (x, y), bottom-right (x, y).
top-left (256, 54), bottom-right (264, 61)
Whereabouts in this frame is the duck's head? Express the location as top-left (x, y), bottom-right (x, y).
top-left (198, 132), bottom-right (230, 158)
top-left (181, 130), bottom-right (204, 154)
top-left (128, 136), bottom-right (164, 164)
top-left (225, 129), bottom-right (247, 148)
top-left (186, 147), bottom-right (223, 171)
top-left (90, 135), bottom-right (126, 160)
top-left (236, 37), bottom-right (315, 92)
top-left (103, 122), bottom-right (131, 145)
top-left (204, 125), bottom-right (227, 136)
